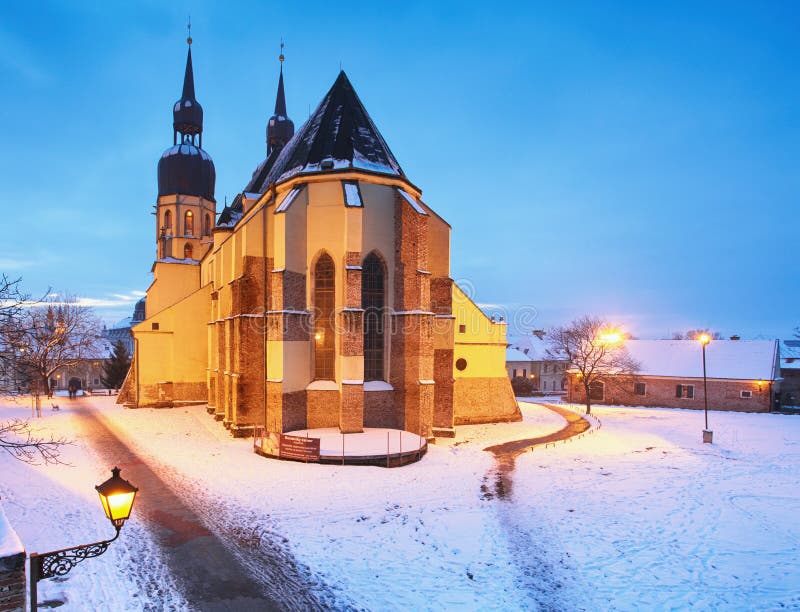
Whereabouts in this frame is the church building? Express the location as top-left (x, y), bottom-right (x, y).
top-left (122, 38), bottom-right (520, 439)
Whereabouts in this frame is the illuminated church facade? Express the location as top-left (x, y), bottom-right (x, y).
top-left (123, 39), bottom-right (520, 438)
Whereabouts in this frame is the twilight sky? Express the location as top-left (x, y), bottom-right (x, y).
top-left (0, 1), bottom-right (797, 339)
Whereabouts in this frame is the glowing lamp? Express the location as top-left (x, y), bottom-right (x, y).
top-left (314, 332), bottom-right (322, 342)
top-left (600, 330), bottom-right (622, 345)
top-left (95, 467), bottom-right (138, 528)
top-left (698, 334), bottom-right (711, 345)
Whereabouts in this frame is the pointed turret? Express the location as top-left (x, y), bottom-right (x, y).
top-left (267, 45), bottom-right (294, 156)
top-left (246, 70), bottom-right (403, 193)
top-left (158, 35), bottom-right (215, 202)
top-left (173, 45), bottom-right (204, 146)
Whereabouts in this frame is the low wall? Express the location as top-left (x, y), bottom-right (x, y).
top-left (0, 504), bottom-right (25, 612)
top-left (453, 377), bottom-right (522, 425)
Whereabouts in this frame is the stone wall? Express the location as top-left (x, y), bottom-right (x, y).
top-left (453, 377), bottom-right (522, 425)
top-left (364, 390), bottom-right (398, 428)
top-left (0, 506), bottom-right (25, 612)
top-left (569, 375), bottom-right (773, 412)
top-left (307, 389), bottom-right (340, 429)
top-left (135, 381), bottom-right (207, 407)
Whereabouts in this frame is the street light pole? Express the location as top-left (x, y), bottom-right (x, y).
top-left (699, 334), bottom-right (712, 443)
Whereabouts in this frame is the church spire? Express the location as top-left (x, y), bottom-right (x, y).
top-left (182, 46), bottom-right (196, 101)
top-left (275, 64), bottom-right (287, 116)
top-left (267, 42), bottom-right (294, 156)
top-left (173, 25), bottom-right (203, 146)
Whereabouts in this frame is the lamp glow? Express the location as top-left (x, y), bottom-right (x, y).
top-left (699, 334), bottom-right (711, 345)
top-left (95, 467), bottom-right (138, 528)
top-left (599, 330), bottom-right (622, 345)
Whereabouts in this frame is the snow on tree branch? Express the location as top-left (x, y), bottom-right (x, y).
top-left (0, 418), bottom-right (71, 465)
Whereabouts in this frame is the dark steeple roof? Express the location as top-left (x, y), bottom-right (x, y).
top-left (173, 47), bottom-right (203, 141)
top-left (158, 39), bottom-right (215, 201)
top-left (182, 47), bottom-right (196, 100)
top-left (246, 70), bottom-right (403, 193)
top-left (266, 58), bottom-right (294, 156)
top-left (274, 66), bottom-right (287, 116)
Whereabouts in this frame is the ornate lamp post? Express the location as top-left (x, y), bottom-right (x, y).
top-left (699, 334), bottom-right (712, 443)
top-left (29, 467), bottom-right (138, 610)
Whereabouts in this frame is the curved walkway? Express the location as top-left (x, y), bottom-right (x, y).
top-left (481, 403), bottom-right (592, 608)
top-left (482, 403), bottom-right (591, 500)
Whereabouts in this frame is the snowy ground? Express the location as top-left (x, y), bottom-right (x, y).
top-left (1, 396), bottom-right (799, 610)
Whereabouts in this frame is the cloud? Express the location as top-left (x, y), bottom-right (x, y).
top-left (0, 257), bottom-right (34, 270)
top-left (18, 291), bottom-right (143, 310)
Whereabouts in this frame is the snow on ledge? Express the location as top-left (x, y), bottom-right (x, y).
top-left (0, 504), bottom-right (24, 558)
top-left (306, 380), bottom-right (338, 391)
top-left (364, 381), bottom-right (393, 391)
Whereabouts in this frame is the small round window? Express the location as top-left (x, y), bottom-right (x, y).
top-left (455, 358), bottom-right (467, 371)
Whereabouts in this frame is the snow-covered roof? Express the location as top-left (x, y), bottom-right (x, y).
top-left (0, 503), bottom-right (24, 559)
top-left (624, 340), bottom-right (779, 381)
top-left (244, 71), bottom-right (403, 194)
top-left (781, 340), bottom-right (800, 370)
top-left (507, 335), bottom-right (553, 361)
top-left (506, 347), bottom-right (534, 363)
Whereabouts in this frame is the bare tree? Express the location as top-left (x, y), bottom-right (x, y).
top-left (0, 275), bottom-right (27, 394)
top-left (1, 279), bottom-right (71, 463)
top-left (6, 297), bottom-right (104, 401)
top-left (673, 329), bottom-right (722, 341)
top-left (0, 419), bottom-right (70, 464)
top-left (547, 315), bottom-right (640, 414)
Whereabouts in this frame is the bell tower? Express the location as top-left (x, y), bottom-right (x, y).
top-left (155, 26), bottom-right (216, 263)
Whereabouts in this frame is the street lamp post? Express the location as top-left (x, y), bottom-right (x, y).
top-left (699, 334), bottom-right (712, 443)
top-left (29, 467), bottom-right (138, 611)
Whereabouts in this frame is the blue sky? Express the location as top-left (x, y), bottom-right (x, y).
top-left (0, 1), bottom-right (797, 338)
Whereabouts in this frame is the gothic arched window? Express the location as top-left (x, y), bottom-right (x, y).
top-left (184, 243), bottom-right (193, 259)
top-left (362, 252), bottom-right (385, 381)
top-left (163, 210), bottom-right (172, 233)
top-left (184, 210), bottom-right (194, 236)
top-left (203, 213), bottom-right (211, 236)
top-left (313, 254), bottom-right (335, 380)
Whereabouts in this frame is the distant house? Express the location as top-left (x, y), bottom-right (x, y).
top-left (104, 297), bottom-right (146, 356)
top-left (506, 331), bottom-right (568, 393)
top-left (567, 339), bottom-right (781, 412)
top-left (780, 340), bottom-right (800, 408)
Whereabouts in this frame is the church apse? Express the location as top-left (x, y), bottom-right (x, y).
top-left (124, 40), bottom-right (520, 439)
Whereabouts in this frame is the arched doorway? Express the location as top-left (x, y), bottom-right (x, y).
top-left (69, 377), bottom-right (82, 390)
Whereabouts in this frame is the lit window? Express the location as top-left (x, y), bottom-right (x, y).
top-left (314, 254), bottom-right (335, 380)
top-left (362, 252), bottom-right (385, 381)
top-left (184, 243), bottom-right (193, 259)
top-left (184, 210), bottom-right (194, 235)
